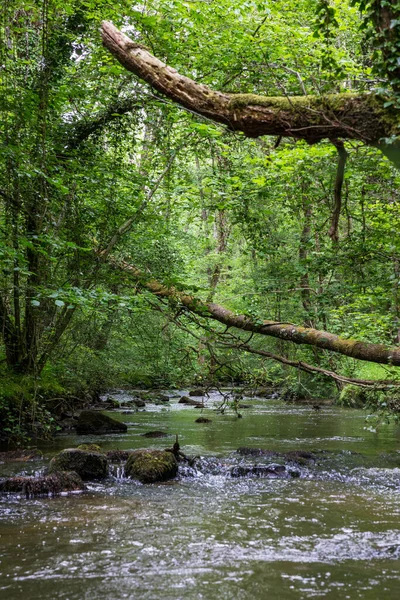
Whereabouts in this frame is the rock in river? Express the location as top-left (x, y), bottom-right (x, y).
top-left (75, 410), bottom-right (127, 435)
top-left (0, 471), bottom-right (85, 496)
top-left (124, 449), bottom-right (178, 484)
top-left (49, 448), bottom-right (108, 480)
top-left (179, 396), bottom-right (203, 406)
top-left (230, 464), bottom-right (287, 478)
top-left (141, 430), bottom-right (169, 438)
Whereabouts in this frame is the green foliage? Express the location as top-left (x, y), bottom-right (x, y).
top-left (338, 383), bottom-right (400, 428)
top-left (0, 371), bottom-right (61, 445)
top-left (338, 384), bottom-right (380, 407)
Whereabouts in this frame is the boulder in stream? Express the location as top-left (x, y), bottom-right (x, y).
top-left (195, 417), bottom-right (212, 423)
top-left (49, 448), bottom-right (108, 480)
top-left (0, 471), bottom-right (85, 496)
top-left (105, 449), bottom-right (132, 462)
top-left (179, 396), bottom-right (203, 406)
top-left (132, 398), bottom-right (146, 407)
top-left (124, 449), bottom-right (178, 483)
top-left (75, 410), bottom-right (127, 435)
top-left (189, 389), bottom-right (205, 397)
top-left (157, 394), bottom-right (170, 402)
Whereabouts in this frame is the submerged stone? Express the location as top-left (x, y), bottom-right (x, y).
top-left (284, 450), bottom-right (316, 465)
top-left (195, 417), bottom-right (212, 423)
top-left (236, 447), bottom-right (278, 457)
top-left (0, 471), bottom-right (85, 496)
top-left (231, 464), bottom-right (287, 478)
top-left (142, 430), bottom-right (169, 438)
top-left (49, 448), bottom-right (108, 480)
top-left (75, 410), bottom-right (127, 435)
top-left (124, 449), bottom-right (178, 483)
top-left (179, 396), bottom-right (202, 405)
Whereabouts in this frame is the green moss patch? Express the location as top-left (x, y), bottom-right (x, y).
top-left (49, 448), bottom-right (108, 480)
top-left (124, 449), bottom-right (178, 483)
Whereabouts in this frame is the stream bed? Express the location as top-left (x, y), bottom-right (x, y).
top-left (1, 390), bottom-right (400, 599)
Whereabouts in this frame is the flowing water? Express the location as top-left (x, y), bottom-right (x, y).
top-left (1, 390), bottom-right (400, 599)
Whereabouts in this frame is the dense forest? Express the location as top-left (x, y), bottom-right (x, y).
top-left (1, 0), bottom-right (400, 443)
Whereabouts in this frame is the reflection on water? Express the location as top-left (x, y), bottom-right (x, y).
top-left (1, 391), bottom-right (400, 599)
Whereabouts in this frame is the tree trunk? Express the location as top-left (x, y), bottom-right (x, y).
top-left (101, 21), bottom-right (398, 159)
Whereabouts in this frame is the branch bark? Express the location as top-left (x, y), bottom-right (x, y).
top-left (100, 21), bottom-right (395, 147)
top-left (217, 340), bottom-right (400, 389)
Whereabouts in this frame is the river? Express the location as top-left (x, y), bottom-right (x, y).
top-left (1, 389), bottom-right (400, 599)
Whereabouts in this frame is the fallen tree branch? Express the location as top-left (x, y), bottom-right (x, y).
top-left (100, 21), bottom-right (394, 147)
top-left (149, 296), bottom-right (400, 388)
top-left (103, 255), bottom-right (400, 366)
top-left (216, 340), bottom-right (400, 389)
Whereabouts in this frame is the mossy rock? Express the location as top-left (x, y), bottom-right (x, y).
top-left (77, 443), bottom-right (101, 452)
top-left (231, 464), bottom-right (287, 478)
top-left (105, 449), bottom-right (132, 462)
top-left (49, 448), bottom-right (108, 480)
top-left (75, 410), bottom-right (127, 434)
top-left (124, 449), bottom-right (178, 484)
top-left (0, 471), bottom-right (85, 496)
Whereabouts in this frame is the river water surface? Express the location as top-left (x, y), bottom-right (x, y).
top-left (1, 390), bottom-right (400, 599)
